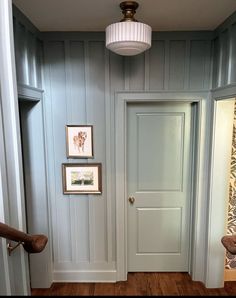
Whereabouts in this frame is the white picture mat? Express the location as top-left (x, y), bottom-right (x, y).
top-left (65, 166), bottom-right (99, 191)
top-left (67, 126), bottom-right (92, 157)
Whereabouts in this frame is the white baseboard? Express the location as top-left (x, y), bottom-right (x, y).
top-left (224, 269), bottom-right (236, 281)
top-left (53, 270), bottom-right (117, 282)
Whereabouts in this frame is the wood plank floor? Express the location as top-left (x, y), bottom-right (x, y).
top-left (31, 272), bottom-right (236, 296)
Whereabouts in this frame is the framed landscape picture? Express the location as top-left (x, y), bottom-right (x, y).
top-left (62, 163), bottom-right (102, 194)
top-left (66, 125), bottom-right (94, 158)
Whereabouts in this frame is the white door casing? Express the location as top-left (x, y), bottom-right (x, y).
top-left (0, 0), bottom-right (30, 294)
top-left (205, 98), bottom-right (235, 287)
top-left (115, 92), bottom-right (210, 284)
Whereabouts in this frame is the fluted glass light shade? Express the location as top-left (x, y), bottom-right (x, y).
top-left (105, 1), bottom-right (152, 56)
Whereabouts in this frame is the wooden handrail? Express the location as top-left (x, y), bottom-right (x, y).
top-left (221, 235), bottom-right (236, 255)
top-left (0, 222), bottom-right (48, 254)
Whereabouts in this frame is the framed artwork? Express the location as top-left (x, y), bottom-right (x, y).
top-left (66, 125), bottom-right (93, 158)
top-left (62, 163), bottom-right (102, 194)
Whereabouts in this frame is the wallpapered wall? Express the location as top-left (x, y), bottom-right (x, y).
top-left (226, 99), bottom-right (236, 269)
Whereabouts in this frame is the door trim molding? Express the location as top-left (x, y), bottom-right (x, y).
top-left (205, 97), bottom-right (235, 288)
top-left (115, 91), bottom-right (209, 283)
top-left (0, 0), bottom-right (30, 294)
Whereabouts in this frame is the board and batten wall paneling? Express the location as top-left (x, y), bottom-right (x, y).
top-left (109, 52), bottom-right (125, 261)
top-left (149, 40), bottom-right (165, 90)
top-left (169, 40), bottom-right (186, 90)
top-left (212, 36), bottom-right (220, 89)
top-left (13, 5), bottom-right (43, 89)
top-left (44, 37), bottom-right (117, 282)
top-left (129, 53), bottom-right (145, 90)
top-left (212, 11), bottom-right (236, 89)
top-left (46, 41), bottom-right (73, 264)
top-left (230, 23), bottom-right (236, 84)
top-left (67, 41), bottom-right (90, 263)
top-left (13, 5), bottom-right (52, 288)
top-left (189, 40), bottom-right (212, 90)
top-left (87, 40), bottom-right (107, 262)
top-left (13, 19), bottom-right (28, 85)
top-left (220, 29), bottom-right (230, 87)
top-left (42, 31), bottom-right (213, 281)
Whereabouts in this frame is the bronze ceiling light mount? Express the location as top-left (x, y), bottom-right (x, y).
top-left (120, 1), bottom-right (139, 22)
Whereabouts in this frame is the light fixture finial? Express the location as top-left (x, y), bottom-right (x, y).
top-left (105, 1), bottom-right (152, 56)
top-left (120, 1), bottom-right (139, 22)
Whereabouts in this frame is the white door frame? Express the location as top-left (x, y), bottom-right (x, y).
top-left (115, 91), bottom-right (211, 285)
top-left (0, 0), bottom-right (30, 294)
top-left (205, 94), bottom-right (236, 288)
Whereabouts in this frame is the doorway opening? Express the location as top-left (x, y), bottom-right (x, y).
top-left (18, 98), bottom-right (51, 289)
top-left (210, 98), bottom-right (236, 282)
top-left (114, 92), bottom-right (204, 282)
top-left (126, 101), bottom-right (195, 272)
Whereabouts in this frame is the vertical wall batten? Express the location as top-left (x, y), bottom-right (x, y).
top-left (64, 40), bottom-right (74, 262)
top-left (164, 40), bottom-right (170, 90)
top-left (184, 40), bottom-right (190, 90)
top-left (204, 41), bottom-right (212, 90)
top-left (84, 40), bottom-right (94, 264)
top-left (169, 40), bottom-right (186, 90)
top-left (129, 53), bottom-right (145, 90)
top-left (189, 41), bottom-right (208, 90)
top-left (109, 51), bottom-right (125, 261)
top-left (69, 41), bottom-right (86, 124)
top-left (124, 57), bottom-right (130, 90)
top-left (227, 26), bottom-right (233, 86)
top-left (69, 40), bottom-right (89, 263)
top-left (42, 41), bottom-right (58, 281)
top-left (144, 50), bottom-right (149, 90)
top-left (88, 41), bottom-right (107, 263)
top-left (16, 23), bottom-right (28, 85)
top-left (49, 41), bottom-right (72, 263)
top-left (212, 37), bottom-right (220, 89)
top-left (229, 23), bottom-right (236, 84)
top-left (221, 30), bottom-right (229, 87)
top-left (65, 40), bottom-right (73, 124)
top-left (218, 35), bottom-right (224, 87)
top-left (149, 40), bottom-right (165, 90)
top-left (35, 39), bottom-right (43, 88)
top-left (105, 48), bottom-right (112, 263)
top-left (27, 31), bottom-right (37, 87)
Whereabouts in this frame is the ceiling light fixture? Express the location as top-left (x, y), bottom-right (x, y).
top-left (105, 1), bottom-right (152, 56)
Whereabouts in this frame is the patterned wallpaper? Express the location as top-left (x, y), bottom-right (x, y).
top-left (226, 100), bottom-right (236, 269)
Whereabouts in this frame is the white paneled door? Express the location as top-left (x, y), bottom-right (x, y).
top-left (127, 102), bottom-right (193, 271)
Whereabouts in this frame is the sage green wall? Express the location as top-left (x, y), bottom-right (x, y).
top-left (13, 6), bottom-right (43, 90)
top-left (212, 11), bottom-right (236, 89)
top-left (41, 31), bottom-right (213, 281)
top-left (13, 4), bottom-right (236, 284)
top-left (12, 6), bottom-right (52, 288)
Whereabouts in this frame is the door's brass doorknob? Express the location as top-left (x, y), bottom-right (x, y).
top-left (128, 196), bottom-right (135, 204)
